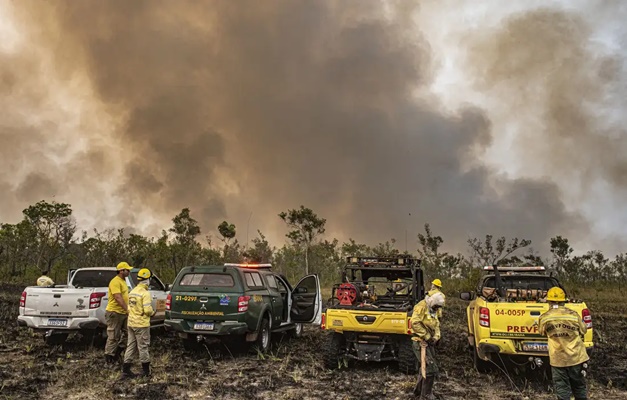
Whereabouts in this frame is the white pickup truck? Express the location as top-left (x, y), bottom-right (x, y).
top-left (18, 267), bottom-right (170, 344)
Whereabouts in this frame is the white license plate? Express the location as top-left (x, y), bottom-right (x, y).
top-left (522, 342), bottom-right (548, 352)
top-left (47, 318), bottom-right (68, 327)
top-left (193, 322), bottom-right (214, 331)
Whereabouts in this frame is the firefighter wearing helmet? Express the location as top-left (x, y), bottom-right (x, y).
top-left (410, 291), bottom-right (445, 399)
top-left (538, 287), bottom-right (589, 400)
top-left (122, 268), bottom-right (156, 378)
top-left (105, 261), bottom-right (133, 364)
top-left (427, 279), bottom-right (444, 319)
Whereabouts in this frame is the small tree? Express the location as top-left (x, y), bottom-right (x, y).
top-left (168, 208), bottom-right (201, 275)
top-left (467, 235), bottom-right (531, 266)
top-left (279, 206), bottom-right (326, 275)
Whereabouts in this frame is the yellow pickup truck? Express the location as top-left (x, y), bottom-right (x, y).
top-left (322, 256), bottom-right (426, 374)
top-left (460, 266), bottom-right (593, 372)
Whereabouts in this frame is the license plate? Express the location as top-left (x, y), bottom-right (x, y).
top-left (522, 342), bottom-right (548, 352)
top-left (193, 322), bottom-right (214, 331)
top-left (47, 318), bottom-right (68, 327)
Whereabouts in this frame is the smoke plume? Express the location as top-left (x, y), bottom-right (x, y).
top-left (0, 1), bottom-right (625, 255)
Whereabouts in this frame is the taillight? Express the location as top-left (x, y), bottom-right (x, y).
top-left (166, 294), bottom-right (172, 311)
top-left (20, 291), bottom-right (26, 308)
top-left (479, 307), bottom-right (490, 327)
top-left (89, 292), bottom-right (106, 309)
top-left (407, 318), bottom-right (412, 335)
top-left (321, 313), bottom-right (326, 330)
top-left (582, 308), bottom-right (592, 329)
top-left (238, 296), bottom-right (251, 312)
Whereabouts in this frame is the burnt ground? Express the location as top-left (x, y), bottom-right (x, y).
top-left (1, 284), bottom-right (626, 400)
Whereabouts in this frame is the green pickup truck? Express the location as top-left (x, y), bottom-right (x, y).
top-left (165, 263), bottom-right (323, 352)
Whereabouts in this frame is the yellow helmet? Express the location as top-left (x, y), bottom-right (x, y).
top-left (116, 262), bottom-right (133, 271)
top-left (137, 268), bottom-right (152, 281)
top-left (546, 287), bottom-right (566, 302)
top-left (431, 279), bottom-right (442, 288)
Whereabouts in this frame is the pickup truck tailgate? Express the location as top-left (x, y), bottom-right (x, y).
top-left (325, 309), bottom-right (409, 334)
top-left (488, 302), bottom-right (592, 344)
top-left (23, 287), bottom-right (98, 318)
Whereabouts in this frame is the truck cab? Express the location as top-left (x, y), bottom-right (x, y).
top-left (460, 265), bottom-right (593, 372)
top-left (164, 263), bottom-right (322, 353)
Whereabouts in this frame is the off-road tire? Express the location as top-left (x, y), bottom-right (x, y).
top-left (398, 337), bottom-right (418, 374)
top-left (323, 332), bottom-right (345, 369)
top-left (472, 345), bottom-right (492, 373)
top-left (254, 317), bottom-right (271, 353)
top-left (288, 323), bottom-right (303, 339)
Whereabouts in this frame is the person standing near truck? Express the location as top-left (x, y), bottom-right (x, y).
top-left (539, 287), bottom-right (589, 400)
top-left (410, 291), bottom-right (445, 399)
top-left (122, 268), bottom-right (155, 378)
top-left (36, 270), bottom-right (54, 287)
top-left (105, 261), bottom-right (133, 364)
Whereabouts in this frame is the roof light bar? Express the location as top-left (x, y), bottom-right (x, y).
top-left (224, 263), bottom-right (272, 269)
top-left (483, 266), bottom-right (545, 271)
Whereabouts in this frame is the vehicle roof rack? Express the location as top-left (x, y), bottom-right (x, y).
top-left (224, 263), bottom-right (272, 269)
top-left (346, 256), bottom-right (418, 268)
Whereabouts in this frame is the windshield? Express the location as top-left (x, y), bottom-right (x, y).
top-left (178, 273), bottom-right (235, 287)
top-left (483, 276), bottom-right (559, 290)
top-left (71, 269), bottom-right (116, 288)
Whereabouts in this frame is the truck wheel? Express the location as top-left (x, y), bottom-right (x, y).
top-left (254, 317), bottom-right (271, 353)
top-left (288, 323), bottom-right (303, 339)
top-left (323, 332), bottom-right (345, 369)
top-left (43, 332), bottom-right (68, 346)
top-left (398, 337), bottom-right (418, 374)
top-left (183, 335), bottom-right (198, 351)
top-left (472, 346), bottom-right (492, 373)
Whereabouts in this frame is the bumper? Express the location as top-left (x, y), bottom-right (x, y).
top-left (17, 316), bottom-right (101, 331)
top-left (164, 319), bottom-right (249, 335)
top-left (477, 338), bottom-right (595, 359)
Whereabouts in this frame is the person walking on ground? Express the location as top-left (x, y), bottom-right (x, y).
top-left (410, 291), bottom-right (445, 399)
top-left (122, 268), bottom-right (155, 378)
top-left (36, 270), bottom-right (54, 287)
top-left (539, 287), bottom-right (590, 400)
top-left (105, 261), bottom-right (133, 364)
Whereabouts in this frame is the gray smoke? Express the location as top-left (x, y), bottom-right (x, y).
top-left (1, 1), bottom-right (624, 255)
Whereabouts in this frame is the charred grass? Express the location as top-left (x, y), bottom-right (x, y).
top-left (1, 284), bottom-right (626, 400)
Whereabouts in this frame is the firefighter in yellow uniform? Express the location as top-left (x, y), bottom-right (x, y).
top-left (539, 287), bottom-right (589, 400)
top-left (410, 291), bottom-right (445, 399)
top-left (427, 279), bottom-right (444, 319)
top-left (105, 262), bottom-right (132, 364)
top-left (36, 270), bottom-right (54, 287)
top-left (122, 268), bottom-right (155, 378)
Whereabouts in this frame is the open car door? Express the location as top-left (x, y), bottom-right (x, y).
top-left (290, 274), bottom-right (323, 325)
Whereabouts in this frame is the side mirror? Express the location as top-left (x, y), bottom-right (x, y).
top-left (460, 292), bottom-right (474, 301)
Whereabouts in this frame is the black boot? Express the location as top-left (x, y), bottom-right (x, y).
top-left (114, 346), bottom-right (125, 362)
top-left (413, 375), bottom-right (423, 396)
top-left (140, 362), bottom-right (151, 378)
top-left (121, 363), bottom-right (136, 379)
top-left (419, 376), bottom-right (435, 399)
top-left (105, 354), bottom-right (115, 365)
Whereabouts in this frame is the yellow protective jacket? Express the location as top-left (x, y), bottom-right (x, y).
top-left (127, 283), bottom-right (155, 328)
top-left (538, 306), bottom-right (589, 367)
top-left (410, 299), bottom-right (440, 342)
top-left (37, 275), bottom-right (54, 287)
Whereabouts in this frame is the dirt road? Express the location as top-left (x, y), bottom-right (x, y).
top-left (1, 284), bottom-right (625, 400)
